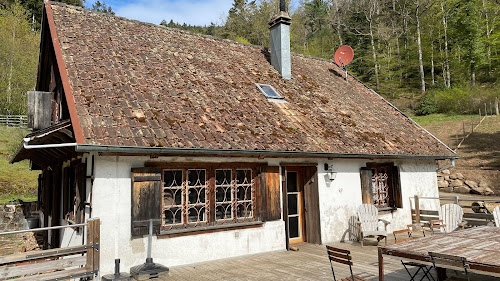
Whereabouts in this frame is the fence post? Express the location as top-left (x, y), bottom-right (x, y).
top-left (454, 195), bottom-right (459, 205)
top-left (462, 121), bottom-right (465, 139)
top-left (485, 103), bottom-right (488, 117)
top-left (414, 195), bottom-right (421, 224)
top-left (93, 218), bottom-right (100, 278)
top-left (86, 219), bottom-right (94, 273)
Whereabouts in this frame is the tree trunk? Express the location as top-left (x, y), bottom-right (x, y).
top-left (471, 62), bottom-right (475, 87)
top-left (441, 0), bottom-right (451, 88)
top-left (430, 30), bottom-right (435, 86)
top-left (7, 24), bottom-right (16, 104)
top-left (332, 0), bottom-right (343, 45)
top-left (369, 21), bottom-right (380, 91)
top-left (482, 0), bottom-right (492, 76)
top-left (416, 0), bottom-right (425, 93)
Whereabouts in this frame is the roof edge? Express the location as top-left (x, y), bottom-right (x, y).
top-left (75, 144), bottom-right (458, 160)
top-left (45, 1), bottom-right (85, 144)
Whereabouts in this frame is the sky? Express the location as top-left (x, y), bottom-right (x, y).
top-left (85, 0), bottom-right (299, 27)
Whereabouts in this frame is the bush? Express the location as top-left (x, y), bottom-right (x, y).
top-left (416, 93), bottom-right (438, 115)
top-left (428, 84), bottom-right (499, 114)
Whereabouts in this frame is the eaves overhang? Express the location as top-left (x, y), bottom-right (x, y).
top-left (75, 144), bottom-right (459, 160)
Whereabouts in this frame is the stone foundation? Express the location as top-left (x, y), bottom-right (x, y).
top-left (0, 201), bottom-right (38, 232)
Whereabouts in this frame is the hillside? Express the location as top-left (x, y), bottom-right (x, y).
top-left (0, 126), bottom-right (38, 203)
top-left (415, 114), bottom-right (500, 193)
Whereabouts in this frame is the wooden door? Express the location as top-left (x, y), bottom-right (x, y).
top-left (286, 168), bottom-right (305, 244)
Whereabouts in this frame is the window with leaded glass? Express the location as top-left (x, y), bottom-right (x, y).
top-left (162, 170), bottom-right (183, 226)
top-left (215, 169), bottom-right (233, 221)
top-left (236, 169), bottom-right (253, 219)
top-left (186, 169), bottom-right (208, 224)
top-left (360, 163), bottom-right (402, 210)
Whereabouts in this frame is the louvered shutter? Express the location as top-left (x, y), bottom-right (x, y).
top-left (260, 166), bottom-right (281, 221)
top-left (131, 167), bottom-right (162, 237)
top-left (392, 166), bottom-right (403, 208)
top-left (360, 167), bottom-right (374, 204)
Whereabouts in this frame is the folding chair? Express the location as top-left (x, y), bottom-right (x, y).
top-left (325, 245), bottom-right (367, 281)
top-left (429, 252), bottom-right (470, 281)
top-left (429, 220), bottom-right (446, 235)
top-left (407, 223), bottom-right (427, 238)
top-left (393, 229), bottom-right (435, 281)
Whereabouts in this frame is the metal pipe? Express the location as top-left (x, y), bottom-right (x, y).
top-left (436, 159), bottom-right (455, 172)
top-left (0, 223), bottom-right (85, 236)
top-left (23, 142), bottom-right (77, 149)
top-left (75, 144), bottom-right (458, 160)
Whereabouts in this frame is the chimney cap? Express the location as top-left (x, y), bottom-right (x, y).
top-left (269, 11), bottom-right (291, 28)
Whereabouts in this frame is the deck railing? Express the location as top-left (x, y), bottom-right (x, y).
top-left (410, 195), bottom-right (500, 227)
top-left (0, 218), bottom-right (100, 280)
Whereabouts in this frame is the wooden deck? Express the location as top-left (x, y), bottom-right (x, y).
top-left (159, 240), bottom-right (500, 280)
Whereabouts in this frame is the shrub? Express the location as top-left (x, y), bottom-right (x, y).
top-left (416, 93), bottom-right (438, 115)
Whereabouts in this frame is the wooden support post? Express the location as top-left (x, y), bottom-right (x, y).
top-left (415, 195), bottom-right (421, 223)
top-left (86, 219), bottom-right (94, 273)
top-left (462, 121), bottom-right (465, 139)
top-left (454, 195), bottom-right (459, 205)
top-left (93, 218), bottom-right (100, 277)
top-left (378, 247), bottom-right (385, 281)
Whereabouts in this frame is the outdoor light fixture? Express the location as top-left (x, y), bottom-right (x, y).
top-left (324, 163), bottom-right (337, 181)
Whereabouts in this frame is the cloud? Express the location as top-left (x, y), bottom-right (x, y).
top-left (105, 0), bottom-right (233, 26)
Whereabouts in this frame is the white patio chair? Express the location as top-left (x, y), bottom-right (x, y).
top-left (493, 206), bottom-right (500, 227)
top-left (438, 204), bottom-right (466, 233)
top-left (357, 204), bottom-right (390, 247)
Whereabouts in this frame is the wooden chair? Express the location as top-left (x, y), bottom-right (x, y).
top-left (407, 223), bottom-right (427, 238)
top-left (357, 204), bottom-right (390, 247)
top-left (429, 252), bottom-right (470, 281)
top-left (325, 245), bottom-right (367, 281)
top-left (429, 220), bottom-right (447, 235)
top-left (493, 206), bottom-right (500, 227)
top-left (438, 204), bottom-right (466, 232)
top-left (393, 229), bottom-right (435, 281)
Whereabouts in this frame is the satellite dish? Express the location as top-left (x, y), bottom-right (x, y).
top-left (334, 45), bottom-right (354, 66)
top-left (333, 45), bottom-right (354, 82)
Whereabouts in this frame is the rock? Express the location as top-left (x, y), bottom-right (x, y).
top-left (450, 173), bottom-right (465, 180)
top-left (438, 180), bottom-right (449, 188)
top-left (471, 187), bottom-right (495, 195)
top-left (479, 181), bottom-right (489, 188)
top-left (444, 175), bottom-right (450, 181)
top-left (441, 187), bottom-right (454, 193)
top-left (465, 180), bottom-right (478, 189)
top-left (437, 176), bottom-right (444, 181)
top-left (450, 179), bottom-right (464, 187)
top-left (484, 187), bottom-right (495, 195)
top-left (455, 186), bottom-right (471, 194)
top-left (441, 169), bottom-right (451, 175)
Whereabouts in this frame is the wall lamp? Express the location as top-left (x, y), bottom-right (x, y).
top-left (324, 163), bottom-right (337, 181)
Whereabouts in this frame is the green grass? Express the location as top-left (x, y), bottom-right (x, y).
top-left (0, 126), bottom-right (38, 204)
top-left (410, 113), bottom-right (478, 126)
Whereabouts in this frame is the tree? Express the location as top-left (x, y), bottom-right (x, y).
top-left (91, 1), bottom-right (114, 15)
top-left (0, 1), bottom-right (39, 114)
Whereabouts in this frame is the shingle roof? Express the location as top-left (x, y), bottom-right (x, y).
top-left (48, 2), bottom-right (455, 157)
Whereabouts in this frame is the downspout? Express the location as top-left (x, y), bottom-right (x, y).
top-left (23, 138), bottom-right (77, 149)
top-left (436, 159), bottom-right (455, 172)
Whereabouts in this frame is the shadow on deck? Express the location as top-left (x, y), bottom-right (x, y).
top-left (161, 240), bottom-right (500, 281)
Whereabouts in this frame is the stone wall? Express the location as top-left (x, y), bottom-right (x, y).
top-left (437, 169), bottom-right (494, 195)
top-left (0, 201), bottom-right (38, 232)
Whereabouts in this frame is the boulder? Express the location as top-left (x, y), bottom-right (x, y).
top-left (441, 169), bottom-right (451, 175)
top-left (479, 181), bottom-right (489, 188)
top-left (450, 173), bottom-right (465, 180)
top-left (438, 180), bottom-right (449, 188)
top-left (437, 176), bottom-right (444, 181)
top-left (450, 179), bottom-right (464, 187)
top-left (465, 180), bottom-right (478, 189)
top-left (471, 187), bottom-right (495, 196)
top-left (455, 186), bottom-right (471, 194)
top-left (444, 175), bottom-right (450, 181)
top-left (441, 187), bottom-right (454, 193)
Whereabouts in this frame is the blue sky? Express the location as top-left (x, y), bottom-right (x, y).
top-left (85, 0), bottom-right (299, 26)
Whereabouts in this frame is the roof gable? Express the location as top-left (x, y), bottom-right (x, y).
top-left (46, 2), bottom-right (455, 158)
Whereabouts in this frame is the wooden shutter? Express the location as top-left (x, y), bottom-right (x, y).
top-left (392, 166), bottom-right (403, 208)
top-left (304, 166), bottom-right (321, 244)
top-left (131, 167), bottom-right (162, 237)
top-left (75, 163), bottom-right (87, 224)
top-left (260, 166), bottom-right (281, 221)
top-left (360, 167), bottom-right (374, 204)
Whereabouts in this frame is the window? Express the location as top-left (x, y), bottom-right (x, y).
top-left (255, 83), bottom-right (282, 99)
top-left (360, 163), bottom-right (402, 210)
top-left (161, 166), bottom-right (256, 231)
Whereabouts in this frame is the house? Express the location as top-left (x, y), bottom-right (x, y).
top-left (11, 0), bottom-right (457, 276)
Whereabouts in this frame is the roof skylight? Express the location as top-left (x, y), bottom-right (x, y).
top-left (255, 83), bottom-right (283, 99)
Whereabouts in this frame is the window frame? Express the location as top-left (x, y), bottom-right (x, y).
top-left (155, 163), bottom-right (262, 234)
top-left (364, 162), bottom-right (401, 211)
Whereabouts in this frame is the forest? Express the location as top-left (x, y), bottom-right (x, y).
top-left (0, 0), bottom-right (498, 115)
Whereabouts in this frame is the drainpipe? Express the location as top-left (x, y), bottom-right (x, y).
top-left (436, 159), bottom-right (455, 172)
top-left (23, 137), bottom-right (77, 149)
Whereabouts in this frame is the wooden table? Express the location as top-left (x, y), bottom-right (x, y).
top-left (378, 226), bottom-right (500, 281)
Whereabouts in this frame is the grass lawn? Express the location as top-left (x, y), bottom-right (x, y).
top-left (0, 126), bottom-right (38, 204)
top-left (410, 113), bottom-right (478, 126)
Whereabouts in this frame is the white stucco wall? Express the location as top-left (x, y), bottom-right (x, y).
top-left (91, 155), bottom-right (288, 276)
top-left (77, 154), bottom-right (440, 276)
top-left (319, 158), bottom-right (440, 244)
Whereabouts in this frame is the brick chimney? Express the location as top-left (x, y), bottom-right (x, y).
top-left (269, 0), bottom-right (291, 80)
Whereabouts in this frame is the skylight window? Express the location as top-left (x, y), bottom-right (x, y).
top-left (255, 83), bottom-right (282, 99)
